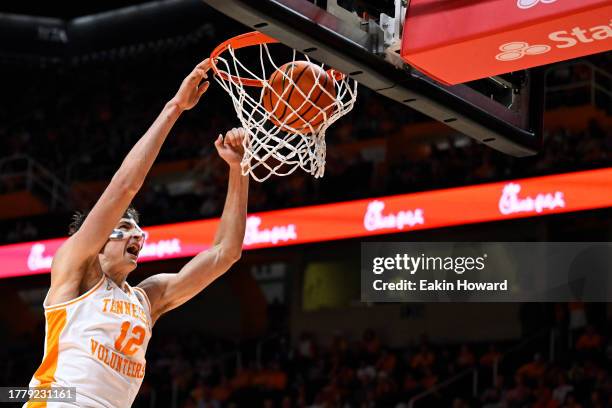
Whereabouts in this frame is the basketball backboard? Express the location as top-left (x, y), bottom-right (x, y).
top-left (202, 0), bottom-right (545, 157)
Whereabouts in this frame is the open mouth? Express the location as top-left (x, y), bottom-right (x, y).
top-left (126, 243), bottom-right (140, 257)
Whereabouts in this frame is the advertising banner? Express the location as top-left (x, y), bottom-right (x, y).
top-left (401, 0), bottom-right (612, 84)
top-left (1, 168), bottom-right (611, 279)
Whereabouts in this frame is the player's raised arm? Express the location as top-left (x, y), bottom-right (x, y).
top-left (138, 128), bottom-right (249, 323)
top-left (48, 59), bottom-right (212, 305)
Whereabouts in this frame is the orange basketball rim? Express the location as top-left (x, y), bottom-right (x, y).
top-left (210, 31), bottom-right (345, 87)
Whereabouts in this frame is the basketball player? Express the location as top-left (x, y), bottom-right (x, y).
top-left (25, 59), bottom-right (249, 407)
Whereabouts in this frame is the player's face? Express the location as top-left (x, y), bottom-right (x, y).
top-left (102, 218), bottom-right (147, 272)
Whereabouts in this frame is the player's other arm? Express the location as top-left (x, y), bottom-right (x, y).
top-left (48, 60), bottom-right (211, 305)
top-left (138, 128), bottom-right (249, 323)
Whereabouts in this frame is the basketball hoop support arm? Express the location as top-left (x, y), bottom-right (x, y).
top-left (202, 0), bottom-right (543, 156)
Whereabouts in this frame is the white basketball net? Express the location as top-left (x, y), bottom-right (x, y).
top-left (213, 41), bottom-right (358, 182)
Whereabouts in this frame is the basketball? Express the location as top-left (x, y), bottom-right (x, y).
top-left (262, 61), bottom-right (337, 133)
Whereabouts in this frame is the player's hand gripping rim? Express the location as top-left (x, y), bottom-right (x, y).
top-left (170, 58), bottom-right (212, 111)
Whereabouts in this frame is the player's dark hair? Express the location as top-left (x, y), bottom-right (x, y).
top-left (68, 206), bottom-right (140, 236)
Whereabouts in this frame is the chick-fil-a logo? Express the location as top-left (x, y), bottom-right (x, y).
top-left (517, 0), bottom-right (558, 9)
top-left (499, 183), bottom-right (565, 215)
top-left (363, 200), bottom-right (425, 231)
top-left (140, 239), bottom-right (182, 259)
top-left (244, 216), bottom-right (297, 245)
top-left (27, 243), bottom-right (54, 271)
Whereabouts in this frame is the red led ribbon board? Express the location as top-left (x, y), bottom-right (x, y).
top-left (401, 0), bottom-right (612, 85)
top-left (1, 167), bottom-right (612, 279)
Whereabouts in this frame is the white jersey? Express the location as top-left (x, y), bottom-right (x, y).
top-left (26, 274), bottom-right (152, 408)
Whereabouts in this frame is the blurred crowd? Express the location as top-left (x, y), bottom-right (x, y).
top-left (3, 119), bottom-right (610, 243)
top-left (386, 119), bottom-right (612, 196)
top-left (0, 44), bottom-right (610, 242)
top-left (128, 318), bottom-right (610, 407)
top-left (477, 325), bottom-right (610, 408)
top-left (0, 283), bottom-right (608, 408)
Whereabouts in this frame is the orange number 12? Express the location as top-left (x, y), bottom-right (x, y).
top-left (114, 321), bottom-right (145, 356)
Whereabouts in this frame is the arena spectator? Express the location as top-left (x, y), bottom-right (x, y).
top-left (481, 375), bottom-right (506, 408)
top-left (456, 344), bottom-right (476, 368)
top-left (533, 382), bottom-right (559, 408)
top-left (480, 344), bottom-right (502, 368)
top-left (517, 353), bottom-right (547, 383)
top-left (360, 328), bottom-right (381, 363)
top-left (504, 374), bottom-right (532, 408)
top-left (576, 325), bottom-right (604, 352)
top-left (562, 392), bottom-right (584, 408)
top-left (552, 373), bottom-right (574, 405)
top-left (376, 347), bottom-right (397, 376)
top-left (410, 344), bottom-right (435, 372)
